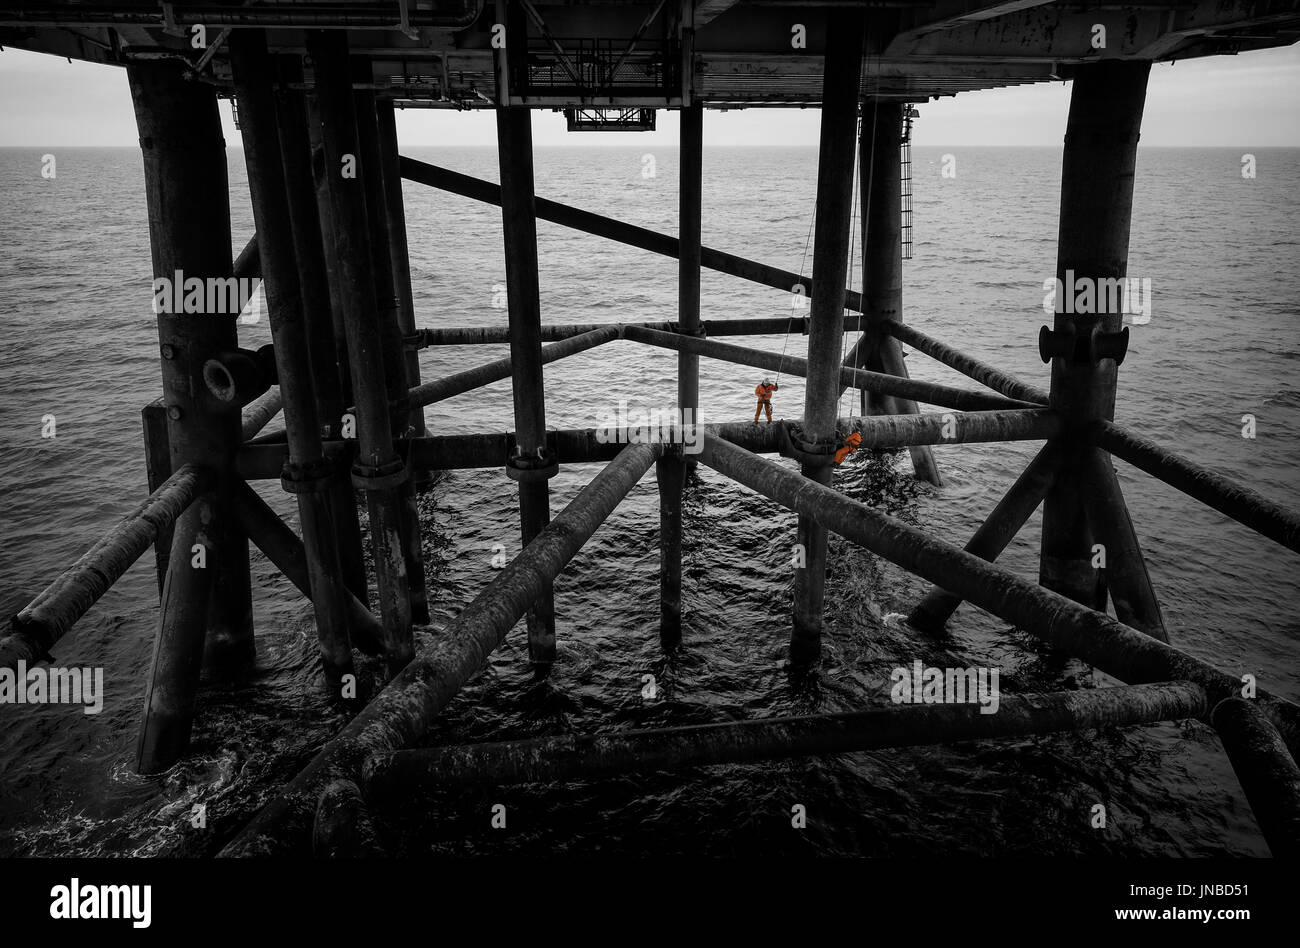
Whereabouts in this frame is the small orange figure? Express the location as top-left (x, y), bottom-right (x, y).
top-left (834, 430), bottom-right (862, 465)
top-left (754, 377), bottom-right (779, 423)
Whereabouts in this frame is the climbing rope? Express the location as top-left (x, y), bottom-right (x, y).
top-left (846, 90), bottom-right (880, 429)
top-left (776, 210), bottom-right (816, 391)
top-left (838, 112), bottom-right (864, 425)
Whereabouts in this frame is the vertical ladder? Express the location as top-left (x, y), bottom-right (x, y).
top-left (900, 105), bottom-right (918, 260)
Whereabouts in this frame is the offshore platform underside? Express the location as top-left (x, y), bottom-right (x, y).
top-left (5, 1), bottom-right (1300, 109)
top-left (4, 0), bottom-right (1300, 861)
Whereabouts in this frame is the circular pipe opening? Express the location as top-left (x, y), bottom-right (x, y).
top-left (203, 358), bottom-right (238, 403)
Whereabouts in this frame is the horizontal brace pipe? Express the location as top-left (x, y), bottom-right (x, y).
top-left (623, 325), bottom-right (1037, 413)
top-left (696, 435), bottom-right (1300, 758)
top-left (1212, 697), bottom-right (1300, 858)
top-left (416, 315), bottom-right (865, 347)
top-left (5, 6), bottom-right (481, 28)
top-left (219, 442), bottom-right (661, 856)
top-left (237, 411), bottom-right (1062, 480)
top-left (403, 326), bottom-right (619, 410)
top-left (365, 682), bottom-right (1206, 794)
top-left (240, 385), bottom-right (282, 442)
top-left (401, 157), bottom-right (864, 310)
top-left (884, 320), bottom-right (1049, 405)
top-left (230, 480), bottom-right (383, 654)
top-left (3, 465), bottom-right (207, 669)
top-left (1093, 420), bottom-right (1300, 555)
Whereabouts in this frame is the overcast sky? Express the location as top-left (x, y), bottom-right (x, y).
top-left (1, 41), bottom-right (1297, 147)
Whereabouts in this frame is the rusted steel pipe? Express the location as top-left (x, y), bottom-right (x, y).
top-left (364, 682), bottom-right (1206, 794)
top-left (142, 401), bottom-right (173, 596)
top-left (288, 81), bottom-right (366, 607)
top-left (4, 5), bottom-right (482, 28)
top-left (310, 29), bottom-right (411, 671)
top-left (231, 480), bottom-right (383, 655)
top-left (497, 104), bottom-right (557, 667)
top-left (1212, 697), bottom-right (1300, 858)
top-left (136, 499), bottom-right (216, 773)
top-left (792, 10), bottom-right (865, 665)
top-left (910, 441), bottom-right (1063, 632)
top-left (1080, 448), bottom-right (1168, 642)
top-left (885, 320), bottom-right (1049, 406)
top-left (678, 102), bottom-right (704, 433)
top-left (856, 101), bottom-right (940, 486)
top-left (129, 59), bottom-right (253, 676)
top-left (376, 100), bottom-right (426, 439)
top-left (405, 326), bottom-right (619, 410)
top-left (416, 315), bottom-right (863, 347)
top-left (240, 386), bottom-right (282, 442)
top-left (696, 435), bottom-right (1300, 757)
top-left (1094, 420), bottom-right (1300, 555)
top-left (400, 156), bottom-right (866, 312)
top-left (656, 454), bottom-right (685, 647)
top-left (622, 325), bottom-right (1035, 413)
top-left (1039, 61), bottom-right (1151, 612)
top-left (2, 465), bottom-right (206, 670)
top-left (219, 442), bottom-right (660, 856)
top-left (313, 779), bottom-right (385, 858)
top-left (231, 31), bottom-right (354, 689)
top-left (355, 86), bottom-right (429, 627)
top-left (237, 411), bottom-right (1064, 480)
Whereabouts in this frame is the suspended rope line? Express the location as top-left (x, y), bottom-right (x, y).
top-left (776, 205), bottom-right (815, 390)
top-left (838, 113), bottom-right (863, 424)
top-left (852, 90), bottom-right (880, 424)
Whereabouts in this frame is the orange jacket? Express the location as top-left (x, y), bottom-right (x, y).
top-left (834, 431), bottom-right (862, 466)
top-left (755, 382), bottom-right (778, 400)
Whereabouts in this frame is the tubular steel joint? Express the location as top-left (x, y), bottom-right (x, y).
top-left (351, 456), bottom-right (408, 491)
top-left (777, 422), bottom-right (837, 468)
top-left (506, 445), bottom-right (559, 482)
top-left (1038, 323), bottom-right (1129, 366)
top-left (281, 457), bottom-right (335, 495)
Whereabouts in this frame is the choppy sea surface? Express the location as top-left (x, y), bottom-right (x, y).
top-left (0, 143), bottom-right (1297, 856)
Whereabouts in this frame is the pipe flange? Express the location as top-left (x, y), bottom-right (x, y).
top-left (282, 456), bottom-right (335, 494)
top-left (1092, 325), bottom-right (1129, 366)
top-left (1038, 324), bottom-right (1075, 363)
top-left (402, 330), bottom-right (425, 350)
top-left (506, 445), bottom-right (558, 482)
top-left (351, 456), bottom-right (408, 491)
top-left (1039, 323), bottom-right (1129, 366)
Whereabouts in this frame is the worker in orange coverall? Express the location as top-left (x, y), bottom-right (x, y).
top-left (754, 378), bottom-right (779, 423)
top-left (835, 430), bottom-right (862, 465)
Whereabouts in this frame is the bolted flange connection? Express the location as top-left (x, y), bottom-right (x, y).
top-left (351, 455), bottom-right (408, 491)
top-left (667, 322), bottom-right (708, 339)
top-left (506, 445), bottom-right (559, 482)
top-left (1038, 323), bottom-right (1129, 366)
top-left (281, 457), bottom-right (335, 495)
